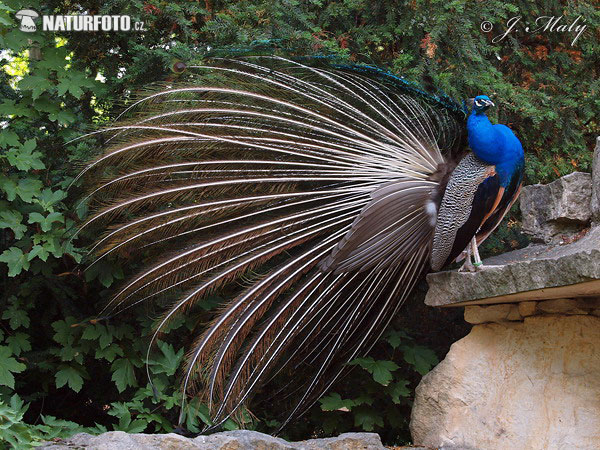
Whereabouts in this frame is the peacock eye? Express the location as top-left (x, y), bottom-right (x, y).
top-left (475, 100), bottom-right (482, 107)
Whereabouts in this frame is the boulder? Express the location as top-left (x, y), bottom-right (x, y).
top-left (410, 315), bottom-right (600, 449)
top-left (520, 171), bottom-right (592, 243)
top-left (592, 137), bottom-right (600, 223)
top-left (40, 430), bottom-right (386, 450)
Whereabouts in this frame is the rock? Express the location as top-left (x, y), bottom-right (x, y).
top-left (575, 297), bottom-right (600, 310)
top-left (505, 306), bottom-right (522, 321)
top-left (410, 315), bottom-right (600, 450)
top-left (520, 171), bottom-right (592, 243)
top-left (294, 432), bottom-right (385, 449)
top-left (40, 432), bottom-right (198, 450)
top-left (591, 137), bottom-right (600, 223)
top-left (40, 430), bottom-right (385, 450)
top-left (517, 301), bottom-right (537, 317)
top-left (194, 430), bottom-right (294, 449)
top-left (425, 226), bottom-right (600, 307)
top-left (464, 304), bottom-right (515, 324)
top-left (537, 298), bottom-right (588, 315)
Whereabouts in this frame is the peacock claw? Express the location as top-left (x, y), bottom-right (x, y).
top-left (458, 260), bottom-right (478, 272)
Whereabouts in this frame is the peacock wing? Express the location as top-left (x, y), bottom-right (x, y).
top-left (430, 152), bottom-right (502, 271)
top-left (473, 163), bottom-right (524, 246)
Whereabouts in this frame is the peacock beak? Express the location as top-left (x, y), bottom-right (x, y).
top-left (484, 99), bottom-right (495, 107)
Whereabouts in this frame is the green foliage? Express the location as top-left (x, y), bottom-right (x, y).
top-left (313, 328), bottom-right (438, 441)
top-left (0, 394), bottom-right (92, 448)
top-left (0, 0), bottom-right (595, 446)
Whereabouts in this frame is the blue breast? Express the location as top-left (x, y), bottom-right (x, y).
top-left (467, 112), bottom-right (524, 187)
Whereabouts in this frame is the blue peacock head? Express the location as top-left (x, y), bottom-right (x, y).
top-left (472, 95), bottom-right (495, 113)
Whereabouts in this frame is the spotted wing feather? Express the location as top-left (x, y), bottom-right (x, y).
top-left (430, 153), bottom-right (500, 271)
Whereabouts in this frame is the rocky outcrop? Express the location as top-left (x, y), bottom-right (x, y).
top-left (40, 430), bottom-right (386, 450)
top-left (592, 137), bottom-right (600, 223)
top-left (410, 315), bottom-right (600, 450)
top-left (520, 137), bottom-right (599, 240)
top-left (520, 171), bottom-right (592, 243)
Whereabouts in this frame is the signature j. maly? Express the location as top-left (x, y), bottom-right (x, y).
top-left (493, 15), bottom-right (587, 46)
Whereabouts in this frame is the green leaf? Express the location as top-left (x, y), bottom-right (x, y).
top-left (150, 341), bottom-right (183, 376)
top-left (0, 346), bottom-right (26, 388)
top-left (0, 210), bottom-right (26, 239)
top-left (352, 405), bottom-right (384, 431)
top-left (6, 333), bottom-right (32, 356)
top-left (2, 305), bottom-right (30, 330)
top-left (0, 175), bottom-right (17, 200)
top-left (28, 211), bottom-right (65, 232)
top-left (9, 177), bottom-right (43, 203)
top-left (35, 47), bottom-right (69, 72)
top-left (52, 317), bottom-right (79, 345)
top-left (401, 344), bottom-right (439, 375)
top-left (0, 130), bottom-right (20, 148)
top-left (81, 324), bottom-right (102, 340)
top-left (111, 359), bottom-right (137, 392)
top-left (84, 259), bottom-right (124, 288)
top-left (387, 379), bottom-right (411, 404)
top-left (384, 328), bottom-right (409, 349)
top-left (54, 110), bottom-right (77, 125)
top-left (36, 188), bottom-right (66, 211)
top-left (56, 72), bottom-right (95, 98)
top-left (0, 99), bottom-right (33, 117)
top-left (55, 365), bottom-right (85, 392)
top-left (58, 344), bottom-right (83, 363)
top-left (0, 247), bottom-right (30, 276)
top-left (19, 75), bottom-right (52, 100)
top-left (319, 392), bottom-right (355, 411)
top-left (349, 357), bottom-right (399, 386)
top-left (82, 324), bottom-right (112, 349)
top-left (28, 245), bottom-right (50, 262)
top-left (115, 410), bottom-right (147, 433)
top-left (222, 419), bottom-right (238, 431)
top-left (95, 344), bottom-right (124, 362)
top-left (5, 139), bottom-right (45, 171)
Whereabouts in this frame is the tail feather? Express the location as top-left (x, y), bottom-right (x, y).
top-left (79, 56), bottom-right (466, 428)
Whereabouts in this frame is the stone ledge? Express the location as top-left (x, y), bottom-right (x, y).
top-left (41, 430), bottom-right (386, 450)
top-left (425, 226), bottom-right (600, 307)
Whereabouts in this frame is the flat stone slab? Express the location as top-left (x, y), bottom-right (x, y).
top-left (425, 226), bottom-right (600, 307)
top-left (41, 430), bottom-right (386, 449)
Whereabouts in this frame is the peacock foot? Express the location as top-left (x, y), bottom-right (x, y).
top-left (458, 260), bottom-right (478, 272)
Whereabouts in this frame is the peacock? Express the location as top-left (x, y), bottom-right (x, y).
top-left (75, 56), bottom-right (524, 430)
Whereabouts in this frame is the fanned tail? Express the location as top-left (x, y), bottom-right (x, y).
top-left (78, 56), bottom-right (466, 428)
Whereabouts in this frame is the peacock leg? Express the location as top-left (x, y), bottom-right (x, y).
top-left (471, 237), bottom-right (483, 269)
top-left (458, 240), bottom-right (476, 272)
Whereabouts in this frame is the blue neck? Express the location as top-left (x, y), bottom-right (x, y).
top-left (467, 112), bottom-right (499, 164)
top-left (467, 110), bottom-right (524, 187)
